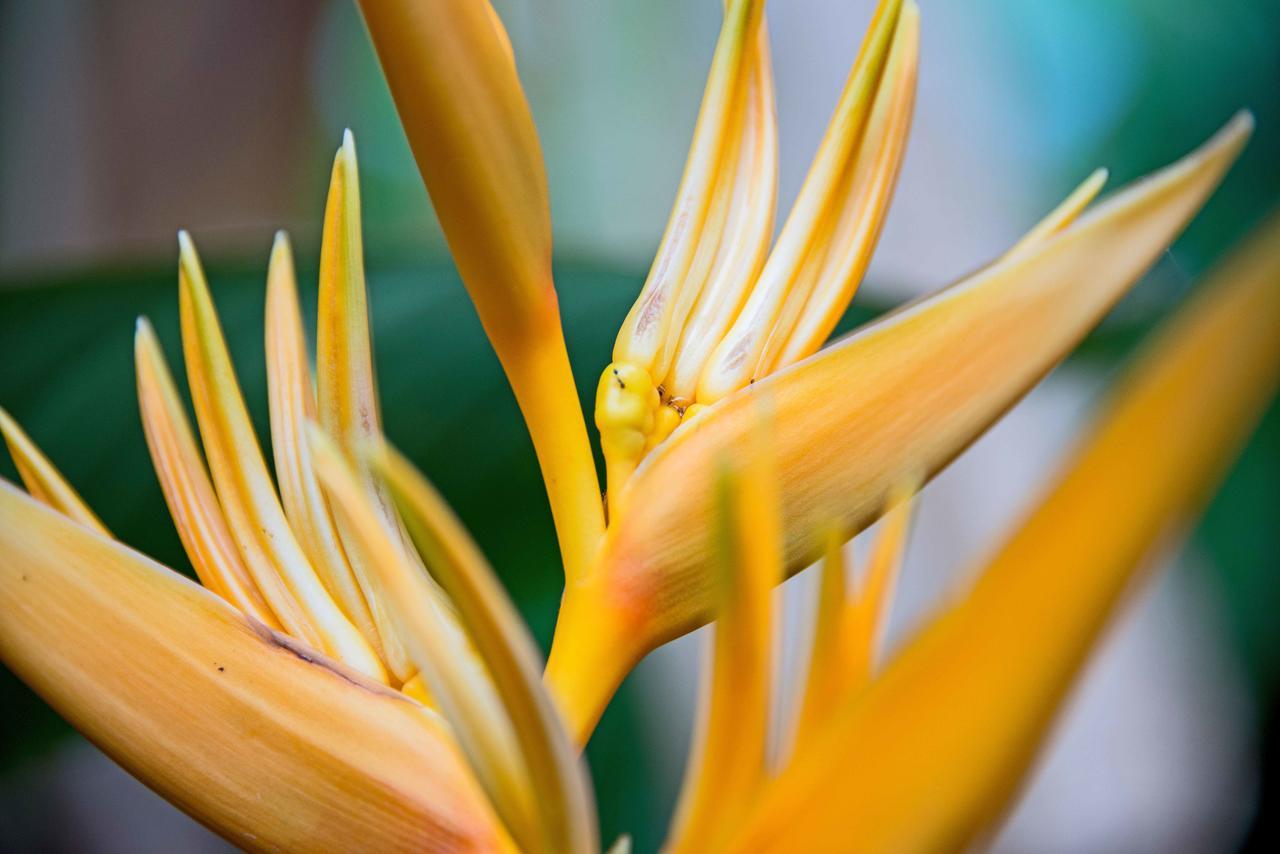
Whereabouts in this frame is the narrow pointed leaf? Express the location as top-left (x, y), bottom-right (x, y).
top-left (1004, 168), bottom-right (1109, 261)
top-left (735, 206), bottom-right (1280, 854)
top-left (265, 231), bottom-right (380, 649)
top-left (790, 531), bottom-right (850, 752)
top-left (546, 113), bottom-right (1251, 742)
top-left (135, 319), bottom-right (279, 627)
top-left (665, 20), bottom-right (779, 402)
top-left (177, 232), bottom-right (386, 682)
top-left (308, 428), bottom-right (540, 852)
top-left (0, 481), bottom-right (509, 851)
top-left (761, 3), bottom-right (919, 372)
top-left (790, 486), bottom-right (912, 753)
top-left (373, 441), bottom-right (598, 854)
top-left (666, 450), bottom-right (779, 854)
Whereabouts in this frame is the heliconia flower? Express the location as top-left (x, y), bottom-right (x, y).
top-left (2, 0), bottom-right (1278, 850)
top-left (543, 0), bottom-right (1257, 741)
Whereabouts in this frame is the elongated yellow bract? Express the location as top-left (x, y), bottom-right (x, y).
top-left (666, 452), bottom-right (779, 854)
top-left (0, 481), bottom-right (510, 852)
top-left (735, 207), bottom-right (1280, 854)
top-left (308, 427), bottom-right (539, 852)
top-left (373, 441), bottom-right (598, 854)
top-left (265, 231), bottom-right (381, 651)
top-left (135, 319), bottom-right (279, 627)
top-left (791, 486), bottom-right (915, 751)
top-left (698, 0), bottom-right (913, 403)
top-left (177, 232), bottom-right (386, 682)
top-left (314, 134), bottom-right (425, 682)
top-left (358, 0), bottom-right (604, 585)
top-left (613, 0), bottom-right (768, 378)
top-left (546, 112), bottom-right (1251, 744)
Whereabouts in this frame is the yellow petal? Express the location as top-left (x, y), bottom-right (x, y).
top-left (177, 231), bottom-right (386, 683)
top-left (666, 448), bottom-right (779, 854)
top-left (843, 482), bottom-right (914, 685)
top-left (134, 318), bottom-right (279, 627)
top-left (0, 407), bottom-right (110, 536)
top-left (307, 427), bottom-right (540, 852)
top-left (789, 484), bottom-right (913, 754)
top-left (0, 480), bottom-right (510, 851)
top-left (697, 0), bottom-right (907, 404)
top-left (373, 441), bottom-right (598, 854)
top-left (312, 142), bottom-right (421, 682)
top-left (357, 1), bottom-right (604, 583)
top-left (545, 112), bottom-right (1251, 744)
top-left (664, 18), bottom-right (778, 403)
top-left (735, 205), bottom-right (1280, 854)
top-left (615, 0), bottom-right (771, 380)
top-left (758, 2), bottom-right (919, 373)
top-left (264, 231), bottom-right (380, 649)
top-left (788, 529), bottom-right (848, 753)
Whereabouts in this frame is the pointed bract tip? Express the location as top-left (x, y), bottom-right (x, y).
top-left (268, 231), bottom-right (293, 268)
top-left (338, 129), bottom-right (358, 169)
top-left (176, 231), bottom-right (203, 281)
top-left (134, 315), bottom-right (156, 341)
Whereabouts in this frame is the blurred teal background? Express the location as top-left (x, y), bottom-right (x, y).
top-left (1, 1), bottom-right (1277, 850)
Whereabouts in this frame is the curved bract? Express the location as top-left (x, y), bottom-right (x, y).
top-left (0, 482), bottom-right (509, 853)
top-left (546, 113), bottom-right (1252, 741)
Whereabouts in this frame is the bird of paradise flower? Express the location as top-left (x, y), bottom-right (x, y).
top-left (1, 0), bottom-right (1277, 851)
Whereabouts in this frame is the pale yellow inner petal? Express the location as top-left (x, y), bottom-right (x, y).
top-left (134, 318), bottom-right (279, 627)
top-left (177, 231), bottom-right (386, 683)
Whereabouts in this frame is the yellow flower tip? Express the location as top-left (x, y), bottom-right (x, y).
top-left (613, 0), bottom-right (776, 391)
top-left (174, 232), bottom-right (389, 684)
top-left (0, 406), bottom-right (110, 536)
top-left (693, 0), bottom-right (910, 406)
top-left (134, 315), bottom-right (282, 628)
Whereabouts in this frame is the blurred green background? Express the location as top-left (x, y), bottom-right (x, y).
top-left (1, 1), bottom-right (1278, 850)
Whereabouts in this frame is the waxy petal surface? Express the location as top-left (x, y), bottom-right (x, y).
top-left (547, 113), bottom-right (1251, 743)
top-left (735, 206), bottom-right (1280, 854)
top-left (135, 319), bottom-right (278, 626)
top-left (375, 442), bottom-right (598, 854)
top-left (698, 0), bottom-right (908, 403)
top-left (177, 233), bottom-right (386, 682)
top-left (0, 481), bottom-right (509, 852)
top-left (666, 453), bottom-right (778, 854)
top-left (265, 232), bottom-right (379, 648)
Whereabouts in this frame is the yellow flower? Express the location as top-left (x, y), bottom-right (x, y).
top-left (2, 0), bottom-right (1278, 851)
